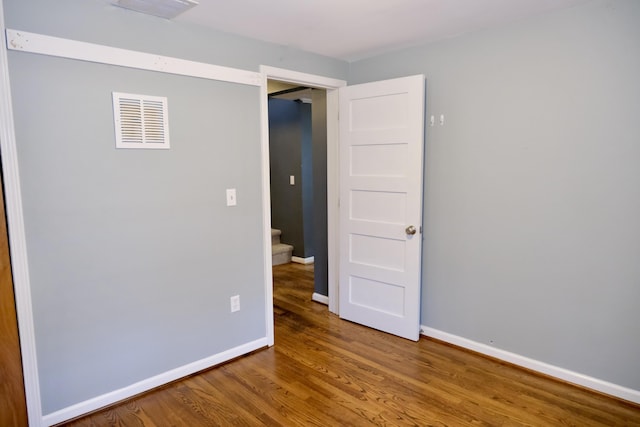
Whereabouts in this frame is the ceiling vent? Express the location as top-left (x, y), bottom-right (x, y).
top-left (112, 0), bottom-right (198, 19)
top-left (112, 92), bottom-right (170, 149)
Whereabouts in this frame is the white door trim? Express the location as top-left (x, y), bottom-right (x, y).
top-left (0, 8), bottom-right (44, 427)
top-left (259, 66), bottom-right (346, 344)
top-left (5, 29), bottom-right (262, 87)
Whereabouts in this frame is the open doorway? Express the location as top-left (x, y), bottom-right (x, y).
top-left (259, 66), bottom-right (346, 346)
top-left (267, 80), bottom-right (329, 304)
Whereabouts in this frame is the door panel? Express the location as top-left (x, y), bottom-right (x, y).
top-left (339, 75), bottom-right (425, 341)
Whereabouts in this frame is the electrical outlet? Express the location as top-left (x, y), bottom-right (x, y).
top-left (230, 295), bottom-right (240, 312)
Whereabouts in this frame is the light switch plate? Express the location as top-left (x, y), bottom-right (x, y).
top-left (226, 188), bottom-right (237, 206)
top-left (230, 295), bottom-right (240, 312)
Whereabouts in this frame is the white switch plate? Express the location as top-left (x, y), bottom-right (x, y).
top-left (230, 295), bottom-right (240, 312)
top-left (226, 188), bottom-right (237, 206)
top-left (290, 175), bottom-right (295, 185)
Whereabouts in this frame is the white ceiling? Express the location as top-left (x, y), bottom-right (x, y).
top-left (174, 0), bottom-right (590, 61)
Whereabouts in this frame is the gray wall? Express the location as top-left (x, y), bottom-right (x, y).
top-left (350, 0), bottom-right (640, 390)
top-left (311, 89), bottom-right (329, 296)
top-left (6, 0), bottom-right (640, 416)
top-left (12, 53), bottom-right (264, 414)
top-left (301, 102), bottom-right (315, 258)
top-left (268, 98), bottom-right (314, 257)
top-left (4, 0), bottom-right (346, 415)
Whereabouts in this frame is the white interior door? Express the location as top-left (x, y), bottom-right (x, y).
top-left (338, 75), bottom-right (425, 341)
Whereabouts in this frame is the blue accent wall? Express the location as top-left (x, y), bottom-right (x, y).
top-left (268, 98), bottom-right (314, 258)
top-left (311, 89), bottom-right (329, 296)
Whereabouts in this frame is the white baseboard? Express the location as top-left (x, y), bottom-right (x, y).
top-left (42, 337), bottom-right (269, 426)
top-left (421, 326), bottom-right (640, 405)
top-left (312, 292), bottom-right (329, 305)
top-left (292, 256), bottom-right (314, 264)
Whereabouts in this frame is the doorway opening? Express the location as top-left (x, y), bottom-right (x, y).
top-left (259, 66), bottom-right (346, 346)
top-left (266, 80), bottom-right (328, 306)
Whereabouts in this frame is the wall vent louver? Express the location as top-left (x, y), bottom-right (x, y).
top-left (113, 92), bottom-right (170, 149)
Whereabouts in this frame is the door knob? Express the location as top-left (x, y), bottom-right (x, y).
top-left (405, 225), bottom-right (417, 235)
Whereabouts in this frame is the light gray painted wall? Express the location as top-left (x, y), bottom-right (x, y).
top-left (350, 0), bottom-right (640, 390)
top-left (11, 54), bottom-right (265, 413)
top-left (4, 0), bottom-right (347, 415)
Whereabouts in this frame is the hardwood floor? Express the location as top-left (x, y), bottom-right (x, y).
top-left (62, 263), bottom-right (640, 426)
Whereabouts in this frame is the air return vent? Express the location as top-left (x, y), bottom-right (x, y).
top-left (112, 92), bottom-right (170, 149)
top-left (112, 0), bottom-right (198, 19)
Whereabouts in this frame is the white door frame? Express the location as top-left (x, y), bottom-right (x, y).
top-left (0, 3), bottom-right (43, 426)
top-left (259, 66), bottom-right (346, 345)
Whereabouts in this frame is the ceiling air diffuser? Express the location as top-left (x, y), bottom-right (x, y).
top-left (112, 0), bottom-right (198, 19)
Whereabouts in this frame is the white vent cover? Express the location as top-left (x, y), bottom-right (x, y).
top-left (112, 0), bottom-right (198, 19)
top-left (112, 92), bottom-right (170, 149)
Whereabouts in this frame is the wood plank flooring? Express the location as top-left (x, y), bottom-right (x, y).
top-left (61, 263), bottom-right (640, 426)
